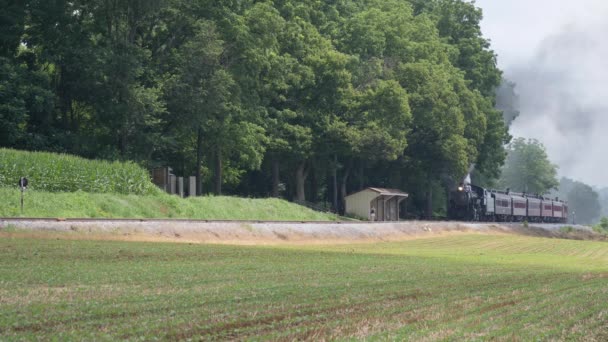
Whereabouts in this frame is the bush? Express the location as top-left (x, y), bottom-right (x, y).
top-left (560, 226), bottom-right (574, 234)
top-left (0, 148), bottom-right (158, 195)
top-left (591, 217), bottom-right (608, 234)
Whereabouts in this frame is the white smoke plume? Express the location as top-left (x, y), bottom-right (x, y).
top-left (508, 21), bottom-right (608, 187)
top-left (476, 0), bottom-right (608, 187)
top-left (463, 164), bottom-right (475, 185)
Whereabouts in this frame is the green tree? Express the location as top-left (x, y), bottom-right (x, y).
top-left (0, 58), bottom-right (29, 146)
top-left (3, 0), bottom-right (510, 214)
top-left (22, 0), bottom-right (168, 159)
top-left (165, 20), bottom-right (225, 195)
top-left (0, 53), bottom-right (55, 149)
top-left (499, 138), bottom-right (559, 194)
top-left (165, 19), bottom-right (266, 195)
top-left (398, 61), bottom-right (470, 217)
top-left (0, 0), bottom-right (27, 58)
top-left (556, 178), bottom-right (600, 224)
top-left (411, 0), bottom-right (502, 96)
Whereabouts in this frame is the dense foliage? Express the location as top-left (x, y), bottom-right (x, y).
top-left (498, 138), bottom-right (558, 195)
top-left (0, 0), bottom-right (508, 216)
top-left (0, 148), bottom-right (158, 195)
top-left (499, 139), bottom-right (602, 224)
top-left (555, 177), bottom-right (601, 224)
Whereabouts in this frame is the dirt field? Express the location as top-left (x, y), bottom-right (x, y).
top-left (2, 227), bottom-right (607, 340)
top-left (0, 219), bottom-right (603, 244)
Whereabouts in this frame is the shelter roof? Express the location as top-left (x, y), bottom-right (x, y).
top-left (346, 187), bottom-right (409, 198)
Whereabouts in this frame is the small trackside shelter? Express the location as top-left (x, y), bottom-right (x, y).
top-left (345, 187), bottom-right (409, 221)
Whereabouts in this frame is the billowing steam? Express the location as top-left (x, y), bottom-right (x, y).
top-left (508, 21), bottom-right (608, 187)
top-left (463, 164), bottom-right (475, 185)
top-left (476, 0), bottom-right (608, 188)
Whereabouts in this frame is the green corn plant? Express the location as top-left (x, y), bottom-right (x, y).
top-left (0, 148), bottom-right (159, 195)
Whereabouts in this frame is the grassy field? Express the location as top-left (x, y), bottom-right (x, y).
top-left (1, 233), bottom-right (607, 340)
top-left (0, 187), bottom-right (338, 221)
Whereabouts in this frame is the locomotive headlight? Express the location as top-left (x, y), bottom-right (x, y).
top-left (458, 186), bottom-right (464, 192)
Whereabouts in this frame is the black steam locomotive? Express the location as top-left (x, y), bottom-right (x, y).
top-left (448, 183), bottom-right (568, 223)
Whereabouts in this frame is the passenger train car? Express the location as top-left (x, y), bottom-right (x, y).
top-left (448, 183), bottom-right (568, 223)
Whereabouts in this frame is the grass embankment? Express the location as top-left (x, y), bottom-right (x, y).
top-left (0, 188), bottom-right (337, 221)
top-left (1, 234), bottom-right (607, 340)
top-left (0, 148), bottom-right (337, 221)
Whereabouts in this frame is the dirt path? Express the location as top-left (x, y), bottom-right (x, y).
top-left (1, 219), bottom-right (603, 245)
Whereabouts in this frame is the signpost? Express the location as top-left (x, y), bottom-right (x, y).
top-left (18, 177), bottom-right (28, 213)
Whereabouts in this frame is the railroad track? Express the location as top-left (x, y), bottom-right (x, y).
top-left (0, 217), bottom-right (570, 227)
top-left (0, 218), bottom-right (590, 245)
top-left (0, 217), bottom-right (348, 224)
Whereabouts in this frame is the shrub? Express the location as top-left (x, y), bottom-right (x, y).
top-left (0, 148), bottom-right (158, 195)
top-left (560, 226), bottom-right (574, 234)
top-left (591, 217), bottom-right (608, 234)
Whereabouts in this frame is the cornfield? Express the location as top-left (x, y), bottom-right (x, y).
top-left (0, 148), bottom-right (158, 195)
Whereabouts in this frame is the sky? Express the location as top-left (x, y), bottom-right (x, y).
top-left (474, 0), bottom-right (608, 188)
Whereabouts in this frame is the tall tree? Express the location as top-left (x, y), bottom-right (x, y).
top-left (412, 0), bottom-right (502, 96)
top-left (499, 138), bottom-right (559, 194)
top-left (166, 16), bottom-right (267, 195)
top-left (556, 178), bottom-right (600, 224)
top-left (3, 0), bottom-right (511, 216)
top-left (399, 61), bottom-right (470, 217)
top-left (0, 0), bottom-right (27, 58)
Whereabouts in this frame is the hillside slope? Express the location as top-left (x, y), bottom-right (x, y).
top-left (0, 188), bottom-right (337, 221)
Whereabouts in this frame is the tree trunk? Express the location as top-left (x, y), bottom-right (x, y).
top-left (214, 146), bottom-right (222, 195)
top-left (119, 127), bottom-right (128, 156)
top-left (358, 161), bottom-right (365, 190)
top-left (340, 160), bottom-right (353, 214)
top-left (69, 106), bottom-right (78, 132)
top-left (195, 126), bottom-right (203, 196)
top-left (59, 66), bottom-right (70, 131)
top-left (272, 158), bottom-right (280, 198)
top-left (332, 155), bottom-right (338, 212)
top-left (425, 188), bottom-right (433, 220)
top-left (295, 162), bottom-right (308, 202)
top-left (309, 165), bottom-right (318, 203)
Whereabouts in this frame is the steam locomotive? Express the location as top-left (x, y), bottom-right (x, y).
top-left (448, 183), bottom-right (568, 223)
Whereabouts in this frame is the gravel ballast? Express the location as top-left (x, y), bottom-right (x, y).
top-left (0, 218), bottom-right (599, 245)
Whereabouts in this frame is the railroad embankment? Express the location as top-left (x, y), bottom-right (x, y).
top-left (0, 219), bottom-right (603, 245)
